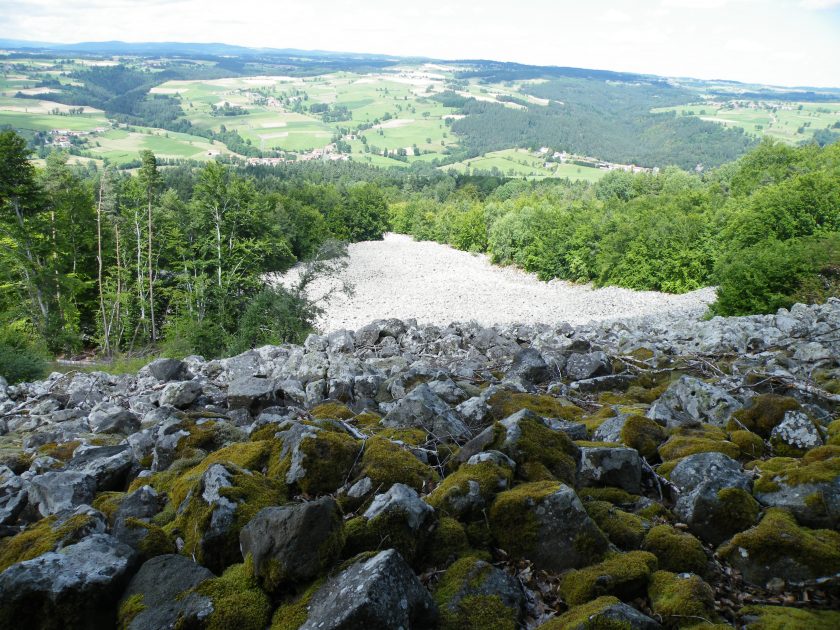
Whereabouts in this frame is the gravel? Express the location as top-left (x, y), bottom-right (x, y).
top-left (277, 233), bottom-right (717, 333)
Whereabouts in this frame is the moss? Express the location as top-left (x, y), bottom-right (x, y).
top-left (423, 517), bottom-right (473, 567)
top-left (249, 423), bottom-right (283, 442)
top-left (730, 394), bottom-right (800, 437)
top-left (715, 487), bottom-right (760, 532)
top-left (827, 419), bottom-right (840, 446)
top-left (270, 429), bottom-right (359, 496)
top-left (620, 415), bottom-right (666, 460)
top-left (729, 430), bottom-right (765, 459)
top-left (648, 570), bottom-right (716, 627)
top-left (194, 559), bottom-right (272, 630)
top-left (718, 508), bottom-right (840, 578)
top-left (658, 435), bottom-right (740, 461)
top-left (360, 436), bottom-right (436, 492)
top-left (427, 461), bottom-right (512, 519)
top-left (750, 455), bottom-right (840, 494)
top-left (92, 491), bottom-right (125, 523)
top-left (539, 596), bottom-right (627, 630)
top-left (38, 440), bottom-right (80, 461)
top-left (343, 509), bottom-right (427, 565)
top-left (0, 512), bottom-right (100, 572)
top-left (117, 593), bottom-right (145, 630)
top-left (434, 557), bottom-right (519, 630)
top-left (353, 411), bottom-right (383, 430)
top-left (636, 502), bottom-right (673, 521)
top-left (269, 577), bottom-right (324, 630)
top-left (310, 402), bottom-right (354, 420)
top-left (577, 487), bottom-right (638, 505)
top-left (123, 517), bottom-right (176, 559)
top-left (740, 605), bottom-right (840, 629)
top-left (642, 525), bottom-right (707, 575)
top-left (559, 551), bottom-right (658, 606)
top-left (376, 427), bottom-right (428, 445)
top-left (490, 417), bottom-right (578, 484)
top-left (584, 501), bottom-right (647, 550)
top-left (488, 481), bottom-right (561, 559)
top-left (488, 391), bottom-right (583, 422)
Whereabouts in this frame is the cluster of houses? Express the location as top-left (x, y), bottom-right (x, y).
top-left (537, 147), bottom-right (655, 174)
top-left (245, 144), bottom-right (349, 167)
top-left (49, 126), bottom-right (108, 147)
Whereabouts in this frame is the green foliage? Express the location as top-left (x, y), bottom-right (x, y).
top-left (228, 286), bottom-right (316, 354)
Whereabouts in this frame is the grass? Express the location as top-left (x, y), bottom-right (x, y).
top-left (444, 148), bottom-right (608, 181)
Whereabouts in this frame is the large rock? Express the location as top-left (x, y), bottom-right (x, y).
top-left (0, 469), bottom-right (27, 526)
top-left (507, 347), bottom-right (550, 385)
top-left (159, 380), bottom-right (202, 408)
top-left (227, 375), bottom-right (281, 410)
top-left (363, 482), bottom-right (435, 532)
top-left (670, 452), bottom-right (758, 546)
top-left (28, 470), bottom-right (97, 517)
top-left (577, 446), bottom-right (642, 494)
top-left (146, 358), bottom-right (189, 383)
top-left (240, 497), bottom-right (345, 591)
top-left (66, 445), bottom-right (135, 491)
top-left (648, 376), bottom-right (742, 428)
top-left (118, 554), bottom-right (214, 630)
top-left (435, 556), bottom-right (525, 627)
top-left (88, 403), bottom-right (140, 435)
top-left (381, 383), bottom-right (470, 441)
top-left (565, 351), bottom-right (612, 381)
top-left (0, 534), bottom-right (137, 630)
top-left (769, 410), bottom-right (823, 454)
top-left (295, 549), bottom-right (438, 629)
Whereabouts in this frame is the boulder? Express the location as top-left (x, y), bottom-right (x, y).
top-left (66, 445), bottom-right (135, 491)
top-left (381, 383), bottom-right (470, 441)
top-left (565, 351), bottom-right (612, 382)
top-left (159, 380), bottom-right (202, 408)
top-left (769, 410), bottom-right (823, 454)
top-left (577, 446), bottom-right (642, 494)
top-left (0, 470), bottom-right (27, 526)
top-left (240, 497), bottom-right (345, 592)
top-left (227, 375), bottom-right (281, 410)
top-left (550, 596), bottom-right (662, 629)
top-left (88, 403), bottom-right (140, 435)
top-left (146, 358), bottom-right (189, 383)
top-left (28, 470), bottom-right (97, 517)
top-left (364, 482), bottom-right (435, 532)
top-left (507, 347), bottom-right (550, 385)
top-left (0, 534), bottom-right (137, 630)
top-left (648, 375), bottom-right (742, 428)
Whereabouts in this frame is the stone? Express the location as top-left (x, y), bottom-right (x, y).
top-left (507, 347), bottom-right (550, 384)
top-left (0, 534), bottom-right (137, 630)
top-left (577, 446), bottom-right (642, 494)
top-left (648, 375), bottom-right (742, 428)
top-left (296, 549), bottom-right (438, 630)
top-left (381, 383), bottom-right (470, 441)
top-left (66, 445), bottom-right (135, 491)
top-left (364, 482), bottom-right (435, 532)
top-left (88, 403), bottom-right (140, 435)
top-left (240, 497), bottom-right (344, 591)
top-left (159, 380), bottom-right (202, 408)
top-left (147, 358), bottom-right (188, 383)
top-left (435, 556), bottom-right (525, 627)
top-left (28, 470), bottom-right (97, 517)
top-left (227, 375), bottom-right (281, 409)
top-left (565, 351), bottom-right (612, 381)
top-left (770, 411), bottom-right (823, 453)
top-left (0, 470), bottom-right (27, 526)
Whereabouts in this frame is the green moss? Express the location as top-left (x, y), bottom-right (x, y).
top-left (353, 411), bottom-right (383, 430)
top-left (376, 427), bottom-right (427, 445)
top-left (620, 415), bottom-right (666, 459)
top-left (577, 487), bottom-right (638, 505)
top-left (427, 461), bottom-right (512, 519)
top-left (559, 551), bottom-right (658, 606)
top-left (750, 455), bottom-right (840, 494)
top-left (729, 430), bottom-right (765, 459)
top-left (539, 596), bottom-right (628, 630)
top-left (648, 570), bottom-right (716, 627)
top-left (490, 417), bottom-right (578, 484)
top-left (249, 423), bottom-right (283, 442)
top-left (642, 525), bottom-right (707, 575)
top-left (270, 429), bottom-right (359, 495)
top-left (269, 577), bottom-right (324, 630)
top-left (123, 517), bottom-right (176, 559)
top-left (92, 491), bottom-right (125, 523)
top-left (715, 487), bottom-right (760, 531)
top-left (488, 481), bottom-right (561, 559)
top-left (360, 437), bottom-right (436, 492)
top-left (730, 394), bottom-right (800, 437)
top-left (740, 605), bottom-right (840, 629)
top-left (584, 501), bottom-right (647, 550)
top-left (194, 559), bottom-right (271, 630)
top-left (433, 556), bottom-right (519, 630)
top-left (117, 593), bottom-right (145, 630)
top-left (658, 435), bottom-right (740, 461)
top-left (310, 402), bottom-right (354, 420)
top-left (488, 391), bottom-right (583, 422)
top-left (38, 440), bottom-right (80, 461)
top-left (719, 508), bottom-right (840, 578)
top-left (0, 512), bottom-right (99, 572)
top-left (343, 508), bottom-right (427, 565)
top-left (424, 517), bottom-right (473, 567)
top-left (827, 419), bottom-right (840, 446)
top-left (636, 502), bottom-right (673, 521)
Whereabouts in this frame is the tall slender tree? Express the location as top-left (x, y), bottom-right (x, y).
top-left (138, 151), bottom-right (161, 342)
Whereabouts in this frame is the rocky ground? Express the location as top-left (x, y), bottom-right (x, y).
top-left (277, 233), bottom-right (716, 332)
top-left (1, 300), bottom-right (840, 629)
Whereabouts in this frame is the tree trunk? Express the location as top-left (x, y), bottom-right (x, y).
top-left (147, 197), bottom-right (156, 342)
top-left (96, 181), bottom-right (109, 355)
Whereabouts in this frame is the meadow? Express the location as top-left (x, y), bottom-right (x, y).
top-left (444, 148), bottom-right (607, 182)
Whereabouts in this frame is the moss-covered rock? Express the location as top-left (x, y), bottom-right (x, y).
top-left (489, 412), bottom-right (579, 484)
top-left (584, 500), bottom-right (647, 550)
top-left (658, 432), bottom-right (740, 462)
top-left (729, 430), bottom-right (765, 459)
top-left (424, 517), bottom-right (474, 567)
top-left (115, 517), bottom-right (176, 561)
top-left (487, 391), bottom-right (584, 422)
top-left (194, 559), bottom-right (272, 630)
top-left (433, 556), bottom-right (524, 630)
top-left (648, 570), bottom-right (717, 628)
top-left (270, 423), bottom-right (360, 495)
top-left (309, 401), bottom-right (355, 420)
top-left (359, 436), bottom-right (437, 493)
top-left (427, 461), bottom-right (513, 520)
top-left (558, 551), bottom-right (658, 606)
top-left (621, 415), bottom-right (666, 460)
top-left (730, 394), bottom-right (800, 437)
top-left (641, 525), bottom-right (707, 576)
top-left (489, 481), bottom-right (609, 572)
top-left (718, 508), bottom-right (840, 586)
top-left (577, 486), bottom-right (638, 506)
top-left (740, 605), bottom-right (840, 629)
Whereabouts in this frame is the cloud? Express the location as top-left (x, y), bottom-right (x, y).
top-left (800, 0), bottom-right (840, 8)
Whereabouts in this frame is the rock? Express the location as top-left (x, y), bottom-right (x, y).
top-left (28, 470), bottom-right (97, 517)
top-left (114, 485), bottom-right (165, 523)
top-left (66, 445), bottom-right (135, 491)
top-left (118, 554), bottom-right (214, 630)
top-left (147, 358), bottom-right (188, 383)
top-left (0, 534), bottom-right (137, 630)
top-left (670, 452), bottom-right (758, 546)
top-left (364, 482), bottom-right (435, 532)
top-left (543, 417), bottom-right (588, 440)
top-left (0, 471), bottom-right (27, 526)
top-left (381, 383), bottom-right (470, 441)
top-left (240, 497), bottom-right (345, 592)
top-left (159, 380), bottom-right (202, 408)
top-left (227, 375), bottom-right (280, 410)
top-left (769, 410), bottom-right (823, 454)
top-left (293, 549), bottom-right (438, 630)
top-left (489, 482), bottom-right (609, 572)
top-left (88, 403), bottom-right (140, 435)
top-left (565, 351), bottom-right (611, 381)
top-left (577, 446), bottom-right (642, 494)
top-left (550, 596), bottom-right (662, 629)
top-left (648, 375), bottom-right (742, 428)
top-left (274, 422), bottom-right (359, 495)
top-left (507, 347), bottom-right (550, 385)
top-left (793, 342), bottom-right (833, 364)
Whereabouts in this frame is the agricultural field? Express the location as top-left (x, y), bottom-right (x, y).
top-left (444, 148), bottom-right (608, 182)
top-left (652, 101), bottom-right (840, 144)
top-left (91, 127), bottom-right (235, 163)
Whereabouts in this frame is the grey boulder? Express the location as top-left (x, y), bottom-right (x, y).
top-left (28, 470), bottom-right (97, 517)
top-left (381, 383), bottom-right (470, 441)
top-left (159, 380), bottom-right (202, 408)
top-left (647, 376), bottom-right (742, 428)
top-left (88, 403), bottom-right (140, 435)
top-left (577, 446), bottom-right (642, 494)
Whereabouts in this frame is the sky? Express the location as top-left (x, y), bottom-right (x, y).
top-left (2, 0), bottom-right (839, 87)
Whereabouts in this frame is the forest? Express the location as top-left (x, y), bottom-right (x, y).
top-left (1, 128), bottom-right (839, 383)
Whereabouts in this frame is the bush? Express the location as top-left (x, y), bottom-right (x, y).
top-left (0, 320), bottom-right (48, 383)
top-left (228, 286), bottom-right (316, 354)
top-left (162, 316), bottom-right (230, 359)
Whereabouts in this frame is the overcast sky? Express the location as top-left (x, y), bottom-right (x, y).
top-left (2, 0), bottom-right (839, 87)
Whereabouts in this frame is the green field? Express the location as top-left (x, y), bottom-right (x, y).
top-left (91, 127), bottom-right (236, 163)
top-left (444, 149), bottom-right (608, 181)
top-left (653, 101), bottom-right (840, 144)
